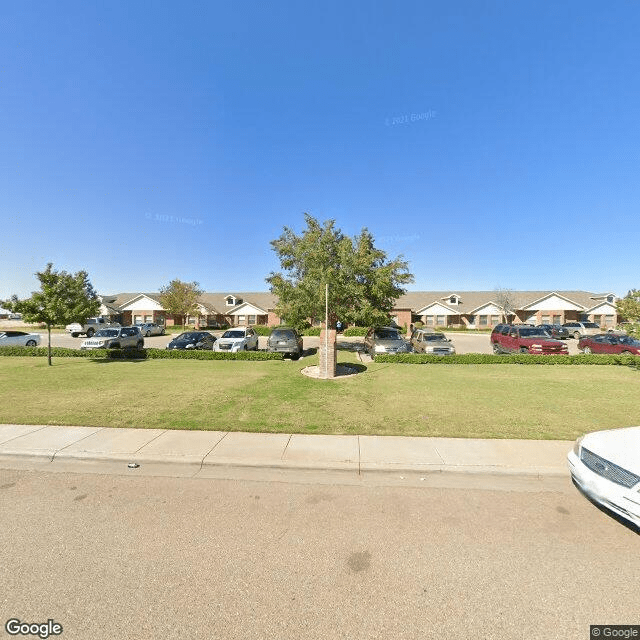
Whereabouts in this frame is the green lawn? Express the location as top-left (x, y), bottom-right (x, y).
top-left (1, 353), bottom-right (639, 440)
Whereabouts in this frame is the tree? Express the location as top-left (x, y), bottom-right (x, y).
top-left (266, 214), bottom-right (414, 329)
top-left (493, 288), bottom-right (520, 323)
top-left (617, 289), bottom-right (640, 322)
top-left (158, 279), bottom-right (203, 329)
top-left (6, 263), bottom-right (100, 366)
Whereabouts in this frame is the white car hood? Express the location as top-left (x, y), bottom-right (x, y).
top-left (582, 426), bottom-right (640, 473)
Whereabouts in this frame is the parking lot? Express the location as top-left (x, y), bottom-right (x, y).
top-left (30, 329), bottom-right (582, 355)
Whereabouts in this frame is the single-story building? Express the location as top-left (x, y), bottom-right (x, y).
top-left (99, 290), bottom-right (620, 331)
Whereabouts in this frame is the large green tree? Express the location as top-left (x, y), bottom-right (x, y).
top-left (158, 279), bottom-right (203, 329)
top-left (6, 263), bottom-right (100, 365)
top-left (617, 289), bottom-right (640, 322)
top-left (266, 214), bottom-right (414, 329)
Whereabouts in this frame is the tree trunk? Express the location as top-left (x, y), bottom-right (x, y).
top-left (47, 324), bottom-right (52, 366)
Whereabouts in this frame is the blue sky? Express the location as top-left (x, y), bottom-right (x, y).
top-left (2, 1), bottom-right (639, 300)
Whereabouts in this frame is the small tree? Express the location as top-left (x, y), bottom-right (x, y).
top-left (6, 263), bottom-right (100, 365)
top-left (266, 214), bottom-right (414, 330)
top-left (158, 279), bottom-right (203, 330)
top-left (494, 288), bottom-right (520, 324)
top-left (617, 289), bottom-right (640, 322)
top-left (616, 289), bottom-right (640, 338)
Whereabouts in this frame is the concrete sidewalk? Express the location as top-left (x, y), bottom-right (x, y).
top-left (0, 424), bottom-right (572, 479)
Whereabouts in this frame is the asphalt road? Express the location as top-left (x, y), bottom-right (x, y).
top-left (1, 468), bottom-right (637, 640)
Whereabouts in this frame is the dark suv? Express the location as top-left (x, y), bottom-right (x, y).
top-left (490, 324), bottom-right (569, 355)
top-left (266, 327), bottom-right (303, 359)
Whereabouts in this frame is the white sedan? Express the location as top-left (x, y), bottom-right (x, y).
top-left (0, 331), bottom-right (41, 347)
top-left (568, 426), bottom-right (640, 529)
top-left (213, 327), bottom-right (259, 352)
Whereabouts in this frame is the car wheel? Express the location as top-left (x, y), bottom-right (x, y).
top-left (243, 345), bottom-right (248, 351)
top-left (26, 340), bottom-right (37, 347)
top-left (492, 343), bottom-right (501, 354)
top-left (583, 346), bottom-right (592, 354)
top-left (573, 332), bottom-right (580, 340)
top-left (291, 352), bottom-right (300, 360)
top-left (519, 347), bottom-right (529, 354)
top-left (137, 341), bottom-right (143, 349)
top-left (146, 331), bottom-right (151, 337)
top-left (71, 332), bottom-right (79, 338)
top-left (86, 328), bottom-right (95, 338)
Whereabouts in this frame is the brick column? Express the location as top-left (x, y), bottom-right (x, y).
top-left (318, 329), bottom-right (337, 379)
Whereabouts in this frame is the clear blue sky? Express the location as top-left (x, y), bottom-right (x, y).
top-left (2, 1), bottom-right (639, 300)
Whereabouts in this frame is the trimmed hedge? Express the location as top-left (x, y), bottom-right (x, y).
top-left (0, 346), bottom-right (283, 361)
top-left (374, 353), bottom-right (640, 366)
top-left (342, 326), bottom-right (368, 337)
top-left (0, 346), bottom-right (96, 358)
top-left (142, 349), bottom-right (283, 361)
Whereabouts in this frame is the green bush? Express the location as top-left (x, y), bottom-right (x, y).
top-left (301, 327), bottom-right (322, 336)
top-left (0, 346), bottom-right (96, 358)
top-left (0, 346), bottom-right (284, 361)
top-left (143, 349), bottom-right (283, 361)
top-left (374, 353), bottom-right (640, 366)
top-left (251, 325), bottom-right (276, 336)
top-left (343, 326), bottom-right (368, 337)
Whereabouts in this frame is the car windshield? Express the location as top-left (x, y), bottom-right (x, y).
top-left (619, 336), bottom-right (640, 345)
top-left (583, 322), bottom-right (599, 328)
top-left (95, 329), bottom-right (118, 337)
top-left (175, 333), bottom-right (198, 341)
top-left (271, 330), bottom-right (295, 339)
top-left (518, 328), bottom-right (551, 338)
top-left (374, 329), bottom-right (401, 340)
top-left (424, 334), bottom-right (445, 341)
top-left (222, 331), bottom-right (245, 339)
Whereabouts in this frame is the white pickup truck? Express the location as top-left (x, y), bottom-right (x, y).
top-left (66, 316), bottom-right (121, 338)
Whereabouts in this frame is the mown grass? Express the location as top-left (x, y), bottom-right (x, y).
top-left (1, 353), bottom-right (639, 439)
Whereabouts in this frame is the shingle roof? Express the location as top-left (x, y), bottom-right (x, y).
top-left (101, 290), bottom-right (615, 314)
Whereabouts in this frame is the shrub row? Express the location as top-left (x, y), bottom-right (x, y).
top-left (374, 353), bottom-right (640, 366)
top-left (342, 326), bottom-right (368, 337)
top-left (0, 346), bottom-right (283, 361)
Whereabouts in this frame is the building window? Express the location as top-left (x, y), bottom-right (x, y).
top-left (248, 315), bottom-right (256, 325)
top-left (225, 296), bottom-right (235, 306)
top-left (238, 315), bottom-right (246, 325)
top-left (479, 315), bottom-right (488, 327)
top-left (552, 315), bottom-right (561, 324)
top-left (490, 315), bottom-right (500, 325)
top-left (144, 315), bottom-right (153, 323)
top-left (436, 315), bottom-right (445, 326)
top-left (593, 315), bottom-right (602, 325)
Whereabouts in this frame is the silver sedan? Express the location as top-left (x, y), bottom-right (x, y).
top-left (0, 331), bottom-right (41, 347)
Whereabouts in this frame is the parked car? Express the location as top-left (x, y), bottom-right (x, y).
top-left (266, 327), bottom-right (303, 359)
top-left (80, 326), bottom-right (144, 350)
top-left (536, 324), bottom-right (570, 339)
top-left (213, 327), bottom-right (259, 352)
top-left (166, 331), bottom-right (216, 350)
top-left (66, 316), bottom-right (121, 338)
top-left (0, 331), bottom-right (41, 347)
top-left (410, 328), bottom-right (456, 355)
top-left (562, 321), bottom-right (601, 339)
top-left (364, 326), bottom-right (411, 357)
top-left (135, 322), bottom-right (165, 337)
top-left (578, 333), bottom-right (640, 355)
top-left (490, 324), bottom-right (569, 354)
top-left (568, 426), bottom-right (640, 529)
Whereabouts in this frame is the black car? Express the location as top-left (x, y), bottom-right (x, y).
top-left (165, 331), bottom-right (216, 350)
top-left (536, 324), bottom-right (570, 339)
top-left (266, 327), bottom-right (303, 359)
